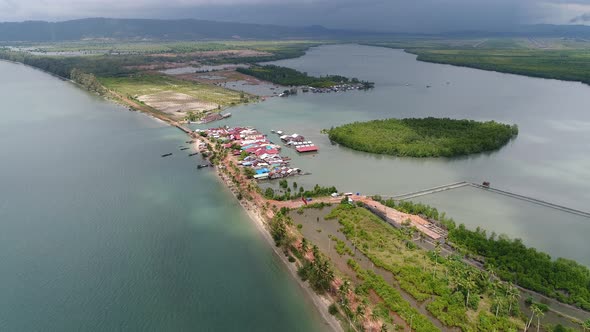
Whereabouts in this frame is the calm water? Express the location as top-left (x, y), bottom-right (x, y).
top-left (0, 61), bottom-right (328, 331)
top-left (209, 44), bottom-right (590, 266)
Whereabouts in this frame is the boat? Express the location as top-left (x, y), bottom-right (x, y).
top-left (180, 147), bottom-right (189, 151)
top-left (161, 153), bottom-right (172, 157)
top-left (197, 164), bottom-right (210, 169)
top-left (189, 152), bottom-right (199, 156)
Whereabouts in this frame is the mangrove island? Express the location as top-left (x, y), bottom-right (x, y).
top-left (327, 117), bottom-right (519, 157)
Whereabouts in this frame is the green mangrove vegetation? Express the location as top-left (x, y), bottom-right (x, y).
top-left (365, 38), bottom-right (590, 86)
top-left (327, 117), bottom-right (518, 157)
top-left (325, 204), bottom-right (523, 331)
top-left (375, 197), bottom-right (590, 311)
top-left (236, 64), bottom-right (373, 88)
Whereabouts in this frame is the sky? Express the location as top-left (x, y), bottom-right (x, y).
top-left (1, 0), bottom-right (590, 32)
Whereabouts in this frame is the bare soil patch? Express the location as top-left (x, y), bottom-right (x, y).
top-left (137, 91), bottom-right (218, 118)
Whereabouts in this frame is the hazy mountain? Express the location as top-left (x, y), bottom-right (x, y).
top-left (1, 18), bottom-right (590, 42)
top-left (0, 18), bottom-right (382, 42)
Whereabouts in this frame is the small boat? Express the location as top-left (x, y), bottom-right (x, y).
top-left (189, 152), bottom-right (199, 156)
top-left (426, 85), bottom-right (431, 88)
top-left (180, 147), bottom-right (189, 151)
top-left (197, 164), bottom-right (210, 169)
top-left (161, 153), bottom-right (172, 157)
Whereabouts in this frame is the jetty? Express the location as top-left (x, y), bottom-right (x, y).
top-left (384, 181), bottom-right (470, 200)
top-left (381, 181), bottom-right (590, 219)
top-left (470, 183), bottom-right (590, 218)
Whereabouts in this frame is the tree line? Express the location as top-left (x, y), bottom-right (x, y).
top-left (237, 64), bottom-right (369, 88)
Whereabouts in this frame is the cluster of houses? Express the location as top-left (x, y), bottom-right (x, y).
top-left (303, 82), bottom-right (374, 93)
top-left (202, 126), bottom-right (303, 180)
top-left (275, 131), bottom-right (319, 153)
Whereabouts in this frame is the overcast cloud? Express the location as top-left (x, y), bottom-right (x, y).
top-left (1, 0), bottom-right (590, 32)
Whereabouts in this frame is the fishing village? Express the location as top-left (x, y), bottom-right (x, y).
top-left (157, 119), bottom-right (590, 332)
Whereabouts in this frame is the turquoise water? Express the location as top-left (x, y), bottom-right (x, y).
top-left (208, 44), bottom-right (590, 266)
top-left (0, 61), bottom-right (328, 331)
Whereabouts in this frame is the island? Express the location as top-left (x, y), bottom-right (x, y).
top-left (327, 117), bottom-right (519, 157)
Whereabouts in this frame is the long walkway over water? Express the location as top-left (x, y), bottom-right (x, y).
top-left (380, 182), bottom-right (590, 219)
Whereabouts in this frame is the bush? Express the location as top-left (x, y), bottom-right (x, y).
top-left (328, 303), bottom-right (339, 316)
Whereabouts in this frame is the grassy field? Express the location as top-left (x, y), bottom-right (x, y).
top-left (100, 74), bottom-right (251, 118)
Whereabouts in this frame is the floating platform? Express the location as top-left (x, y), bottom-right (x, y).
top-left (296, 145), bottom-right (319, 153)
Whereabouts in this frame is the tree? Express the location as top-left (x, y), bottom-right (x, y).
top-left (583, 319), bottom-right (590, 332)
top-left (264, 187), bottom-right (275, 199)
top-left (526, 304), bottom-right (542, 332)
top-left (534, 305), bottom-right (544, 332)
top-left (457, 269), bottom-right (477, 309)
top-left (506, 282), bottom-right (520, 316)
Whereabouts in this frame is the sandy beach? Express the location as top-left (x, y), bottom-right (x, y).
top-left (213, 165), bottom-right (343, 332)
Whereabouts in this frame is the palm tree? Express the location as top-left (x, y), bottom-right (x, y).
top-left (534, 305), bottom-right (544, 332)
top-left (433, 241), bottom-right (442, 278)
top-left (525, 304), bottom-right (540, 331)
top-left (506, 282), bottom-right (520, 316)
top-left (339, 280), bottom-right (351, 303)
top-left (355, 302), bottom-right (366, 323)
top-left (460, 269), bottom-right (478, 309)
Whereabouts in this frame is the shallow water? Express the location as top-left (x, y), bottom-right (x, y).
top-left (205, 44), bottom-right (590, 266)
top-left (0, 61), bottom-right (329, 331)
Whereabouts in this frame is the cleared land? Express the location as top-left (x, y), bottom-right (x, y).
top-left (100, 74), bottom-right (249, 119)
top-left (136, 92), bottom-right (217, 116)
top-left (327, 117), bottom-right (518, 158)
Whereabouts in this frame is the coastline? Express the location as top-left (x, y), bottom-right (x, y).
top-left (2, 57), bottom-right (342, 330)
top-left (211, 161), bottom-right (343, 332)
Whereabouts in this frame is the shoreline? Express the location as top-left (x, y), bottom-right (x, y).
top-left (211, 162), bottom-right (343, 332)
top-left (2, 58), bottom-right (342, 330)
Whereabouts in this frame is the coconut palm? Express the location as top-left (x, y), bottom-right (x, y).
top-left (506, 282), bottom-right (520, 316)
top-left (534, 305), bottom-right (544, 332)
top-left (458, 269), bottom-right (478, 309)
top-left (525, 304), bottom-right (541, 332)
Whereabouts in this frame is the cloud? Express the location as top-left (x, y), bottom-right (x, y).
top-left (0, 0), bottom-right (588, 32)
top-left (570, 12), bottom-right (590, 22)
